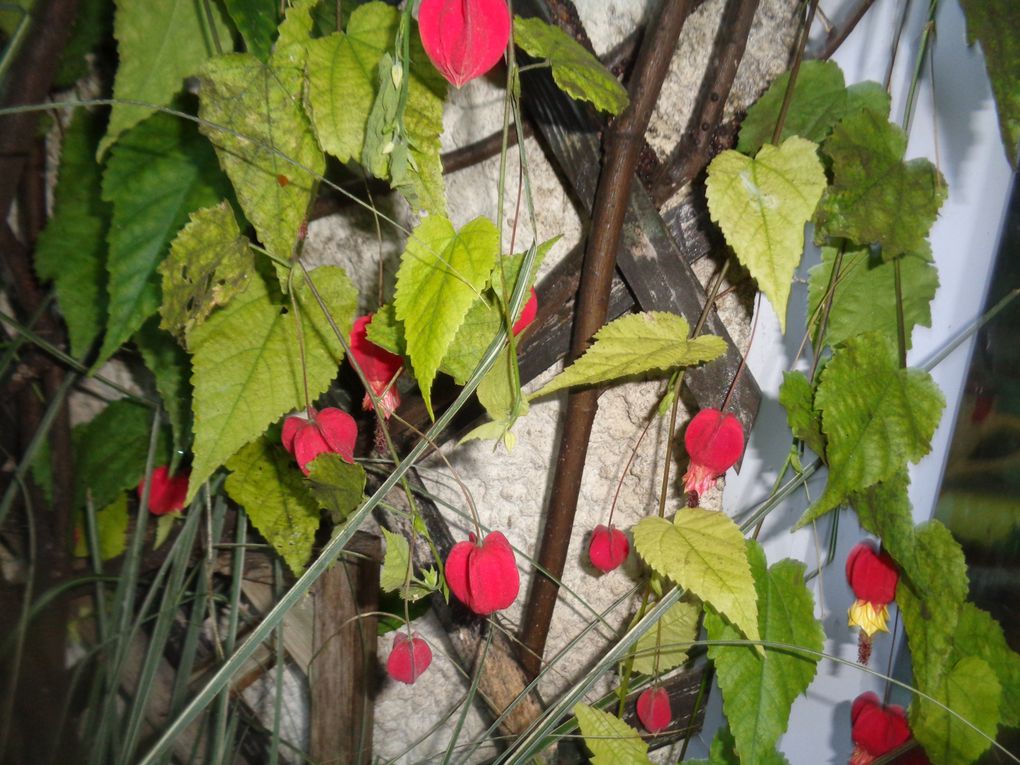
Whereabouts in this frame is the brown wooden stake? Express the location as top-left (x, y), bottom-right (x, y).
top-left (308, 532), bottom-right (381, 765)
top-left (518, 0), bottom-right (697, 679)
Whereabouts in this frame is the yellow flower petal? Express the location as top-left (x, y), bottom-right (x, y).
top-left (848, 600), bottom-right (889, 637)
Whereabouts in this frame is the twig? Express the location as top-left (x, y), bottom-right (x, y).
top-left (816, 0), bottom-right (877, 61)
top-left (518, 0), bottom-right (697, 680)
top-left (651, 0), bottom-right (761, 204)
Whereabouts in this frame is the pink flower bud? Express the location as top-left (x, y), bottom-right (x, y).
top-left (418, 0), bottom-right (511, 88)
top-left (282, 407), bottom-right (358, 475)
top-left (386, 632), bottom-right (432, 685)
top-left (588, 524), bottom-right (629, 573)
top-left (137, 466), bottom-right (189, 516)
top-left (681, 408), bottom-right (744, 498)
top-left (511, 288), bottom-right (539, 336)
top-left (636, 687), bottom-right (672, 734)
top-left (444, 530), bottom-right (520, 615)
top-left (350, 314), bottom-right (403, 418)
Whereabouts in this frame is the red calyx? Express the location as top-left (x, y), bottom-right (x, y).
top-left (636, 687), bottom-right (672, 734)
top-left (350, 314), bottom-right (403, 418)
top-left (386, 632), bottom-right (433, 685)
top-left (137, 466), bottom-right (189, 516)
top-left (511, 288), bottom-right (539, 337)
top-left (588, 524), bottom-right (629, 573)
top-left (444, 530), bottom-right (520, 615)
top-left (281, 407), bottom-right (358, 475)
top-left (418, 0), bottom-right (511, 88)
top-left (681, 408), bottom-right (744, 497)
top-left (846, 541), bottom-right (899, 605)
top-left (849, 692), bottom-right (927, 764)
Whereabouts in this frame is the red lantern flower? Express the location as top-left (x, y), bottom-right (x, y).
top-left (350, 314), bottom-right (403, 418)
top-left (850, 692), bottom-right (929, 764)
top-left (386, 632), bottom-right (433, 685)
top-left (588, 524), bottom-right (629, 573)
top-left (846, 541), bottom-right (899, 664)
top-left (681, 408), bottom-right (744, 499)
top-left (511, 288), bottom-right (539, 337)
top-left (281, 407), bottom-right (358, 475)
top-left (137, 466), bottom-right (189, 516)
top-left (418, 0), bottom-right (511, 88)
top-left (636, 687), bottom-right (672, 734)
top-left (444, 530), bottom-right (519, 615)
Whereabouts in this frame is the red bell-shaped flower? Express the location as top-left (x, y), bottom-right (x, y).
top-left (636, 687), bottom-right (672, 734)
top-left (849, 692), bottom-right (929, 765)
top-left (350, 314), bottom-right (403, 418)
top-left (418, 0), bottom-right (511, 88)
top-left (846, 541), bottom-right (899, 638)
top-left (138, 466), bottom-right (189, 516)
top-left (444, 530), bottom-right (520, 615)
top-left (511, 288), bottom-right (539, 336)
top-left (386, 632), bottom-right (433, 685)
top-left (681, 408), bottom-right (744, 498)
top-left (588, 524), bottom-right (629, 573)
top-left (282, 407), bottom-right (358, 475)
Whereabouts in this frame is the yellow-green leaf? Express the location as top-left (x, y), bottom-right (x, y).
top-left (807, 246), bottom-right (938, 351)
top-left (531, 312), bottom-right (726, 399)
top-left (573, 703), bottom-right (653, 765)
top-left (304, 3), bottom-right (399, 164)
top-left (225, 436), bottom-right (321, 575)
top-left (633, 508), bottom-right (759, 646)
top-left (631, 599), bottom-right (700, 675)
top-left (706, 137), bottom-right (826, 331)
top-left (513, 17), bottom-right (629, 115)
top-left (705, 544), bottom-right (823, 765)
top-left (159, 201), bottom-right (255, 343)
top-left (187, 266), bottom-right (357, 501)
top-left (394, 215), bottom-right (499, 418)
top-left (74, 492), bottom-right (130, 561)
top-left (100, 0), bottom-right (231, 155)
top-left (198, 52), bottom-right (325, 266)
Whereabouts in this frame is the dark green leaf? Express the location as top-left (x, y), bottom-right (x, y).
top-left (737, 61), bottom-right (889, 155)
top-left (73, 399), bottom-right (169, 511)
top-left (960, 0), bottom-right (1020, 166)
top-left (815, 108), bottom-right (947, 258)
top-left (35, 110), bottom-right (110, 359)
top-left (97, 111), bottom-right (231, 367)
top-left (223, 0), bottom-right (277, 60)
top-left (135, 318), bottom-right (192, 455)
top-left (54, 0), bottom-right (112, 89)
